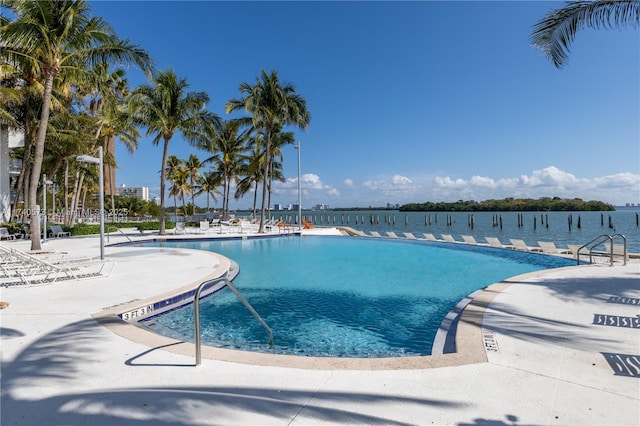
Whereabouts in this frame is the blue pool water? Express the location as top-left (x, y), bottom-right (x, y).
top-left (140, 236), bottom-right (574, 358)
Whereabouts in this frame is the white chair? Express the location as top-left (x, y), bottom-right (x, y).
top-left (485, 237), bottom-right (511, 248)
top-left (175, 222), bottom-right (186, 234)
top-left (510, 239), bottom-right (542, 252)
top-left (461, 235), bottom-right (479, 245)
top-left (199, 220), bottom-right (210, 233)
top-left (386, 231), bottom-right (399, 238)
top-left (403, 232), bottom-right (416, 239)
top-left (441, 234), bottom-right (457, 243)
top-left (538, 241), bottom-right (571, 254)
top-left (423, 233), bottom-right (437, 241)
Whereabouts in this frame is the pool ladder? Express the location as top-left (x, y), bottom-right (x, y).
top-left (575, 233), bottom-right (627, 266)
top-left (194, 277), bottom-right (273, 366)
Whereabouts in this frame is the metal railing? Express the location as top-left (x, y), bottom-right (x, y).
top-left (575, 234), bottom-right (627, 266)
top-left (194, 277), bottom-right (273, 366)
top-left (106, 226), bottom-right (134, 244)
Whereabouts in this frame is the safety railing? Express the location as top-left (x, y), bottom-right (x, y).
top-left (194, 277), bottom-right (273, 366)
top-left (106, 226), bottom-right (134, 244)
top-left (575, 234), bottom-right (627, 266)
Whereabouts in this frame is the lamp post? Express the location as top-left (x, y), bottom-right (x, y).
top-left (42, 174), bottom-right (53, 243)
top-left (76, 147), bottom-right (104, 261)
top-left (294, 141), bottom-right (302, 231)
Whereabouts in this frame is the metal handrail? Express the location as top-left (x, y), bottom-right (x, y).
top-left (106, 226), bottom-right (134, 243)
top-left (575, 234), bottom-right (627, 266)
top-left (194, 277), bottom-right (273, 366)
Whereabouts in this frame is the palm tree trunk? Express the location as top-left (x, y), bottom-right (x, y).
top-left (64, 159), bottom-right (69, 223)
top-left (158, 137), bottom-right (170, 235)
top-left (29, 72), bottom-right (55, 250)
top-left (67, 170), bottom-right (84, 227)
top-left (252, 182), bottom-right (258, 218)
top-left (11, 95), bottom-right (33, 221)
top-left (258, 133), bottom-right (271, 233)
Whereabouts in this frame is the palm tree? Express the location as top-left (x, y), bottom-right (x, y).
top-left (532, 0), bottom-right (640, 68)
top-left (83, 62), bottom-right (138, 213)
top-left (168, 166), bottom-right (190, 220)
top-left (165, 155), bottom-right (183, 219)
top-left (201, 119), bottom-right (248, 220)
top-left (226, 69), bottom-right (310, 232)
top-left (235, 143), bottom-right (263, 218)
top-left (0, 0), bottom-right (152, 250)
top-left (199, 171), bottom-right (222, 214)
top-left (127, 69), bottom-right (220, 235)
top-left (184, 154), bottom-right (203, 207)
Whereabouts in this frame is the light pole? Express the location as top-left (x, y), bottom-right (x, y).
top-left (42, 174), bottom-right (53, 243)
top-left (76, 147), bottom-right (104, 261)
top-left (294, 141), bottom-right (302, 231)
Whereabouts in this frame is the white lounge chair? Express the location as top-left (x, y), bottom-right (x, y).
top-left (175, 222), bottom-right (186, 234)
top-left (0, 245), bottom-right (109, 286)
top-left (199, 220), bottom-right (210, 233)
top-left (441, 234), bottom-right (456, 243)
top-left (0, 227), bottom-right (15, 240)
top-left (403, 232), bottom-right (417, 239)
top-left (386, 231), bottom-right (399, 238)
top-left (485, 237), bottom-right (511, 249)
top-left (461, 235), bottom-right (479, 245)
top-left (49, 225), bottom-right (70, 238)
top-left (423, 233), bottom-right (437, 241)
top-left (538, 241), bottom-right (571, 254)
top-left (370, 231), bottom-right (382, 238)
top-left (509, 239), bottom-right (542, 252)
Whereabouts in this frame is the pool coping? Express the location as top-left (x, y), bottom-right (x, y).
top-left (92, 238), bottom-right (582, 370)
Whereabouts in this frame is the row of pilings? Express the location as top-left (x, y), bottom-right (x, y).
top-left (280, 212), bottom-right (638, 232)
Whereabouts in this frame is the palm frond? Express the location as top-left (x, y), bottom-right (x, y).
top-left (532, 0), bottom-right (640, 68)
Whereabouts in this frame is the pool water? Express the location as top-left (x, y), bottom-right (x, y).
top-left (140, 236), bottom-right (574, 357)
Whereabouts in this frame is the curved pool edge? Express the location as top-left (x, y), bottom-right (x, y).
top-left (92, 242), bottom-right (588, 370)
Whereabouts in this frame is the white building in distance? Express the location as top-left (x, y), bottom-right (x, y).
top-left (116, 184), bottom-right (149, 201)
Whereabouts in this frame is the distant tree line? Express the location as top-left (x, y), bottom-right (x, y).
top-left (399, 197), bottom-right (615, 212)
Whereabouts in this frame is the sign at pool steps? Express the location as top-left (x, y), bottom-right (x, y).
top-left (121, 305), bottom-right (154, 321)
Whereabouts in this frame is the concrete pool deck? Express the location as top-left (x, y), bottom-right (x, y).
top-left (1, 228), bottom-right (638, 425)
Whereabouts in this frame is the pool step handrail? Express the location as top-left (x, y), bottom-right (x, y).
top-left (106, 226), bottom-right (134, 244)
top-left (194, 277), bottom-right (273, 366)
top-left (575, 234), bottom-right (627, 266)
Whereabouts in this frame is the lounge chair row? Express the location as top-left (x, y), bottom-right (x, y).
top-left (0, 245), bottom-right (110, 286)
top-left (0, 225), bottom-right (70, 240)
top-left (356, 231), bottom-right (581, 254)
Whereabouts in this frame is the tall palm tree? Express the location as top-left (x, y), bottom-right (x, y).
top-left (165, 155), bottom-right (183, 219)
top-left (184, 154), bottom-right (203, 207)
top-left (532, 0), bottom-right (640, 68)
top-left (0, 0), bottom-right (152, 250)
top-left (226, 69), bottom-right (310, 232)
top-left (235, 142), bottom-right (264, 218)
top-left (167, 165), bottom-right (190, 220)
top-left (199, 171), bottom-right (222, 214)
top-left (201, 119), bottom-right (248, 220)
top-left (127, 70), bottom-right (220, 234)
top-left (83, 62), bottom-right (138, 212)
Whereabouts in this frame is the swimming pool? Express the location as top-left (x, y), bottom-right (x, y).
top-left (139, 236), bottom-right (574, 358)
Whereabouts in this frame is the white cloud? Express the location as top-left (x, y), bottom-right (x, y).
top-left (428, 166), bottom-right (638, 205)
top-left (223, 166), bottom-right (639, 209)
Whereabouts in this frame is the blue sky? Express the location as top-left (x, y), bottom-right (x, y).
top-left (89, 1), bottom-right (639, 209)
